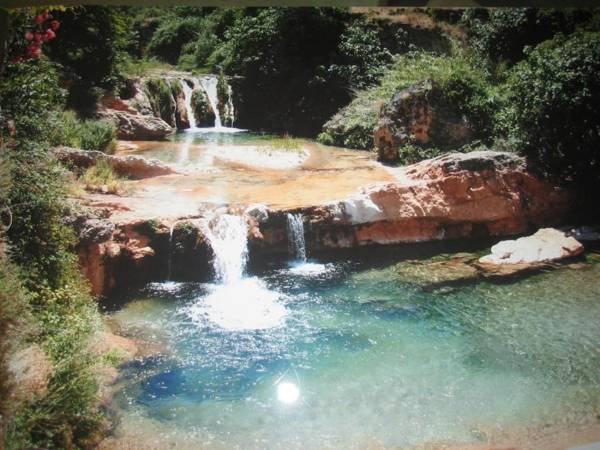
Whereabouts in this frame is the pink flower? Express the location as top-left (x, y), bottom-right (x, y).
top-left (34, 32), bottom-right (42, 42)
top-left (45, 29), bottom-right (56, 40)
top-left (50, 20), bottom-right (60, 31)
top-left (24, 31), bottom-right (34, 41)
top-left (34, 14), bottom-right (44, 25)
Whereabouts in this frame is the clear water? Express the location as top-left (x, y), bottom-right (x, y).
top-left (122, 131), bottom-right (293, 167)
top-left (107, 255), bottom-right (600, 449)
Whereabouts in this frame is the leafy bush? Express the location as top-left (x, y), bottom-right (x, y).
top-left (9, 111), bottom-right (116, 153)
top-left (504, 31), bottom-right (600, 194)
top-left (76, 120), bottom-right (117, 153)
top-left (328, 21), bottom-right (392, 90)
top-left (147, 16), bottom-right (201, 64)
top-left (462, 8), bottom-right (593, 67)
top-left (0, 59), bottom-right (66, 121)
top-left (46, 6), bottom-right (133, 90)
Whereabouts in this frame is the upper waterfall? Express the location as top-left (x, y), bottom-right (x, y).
top-left (199, 76), bottom-right (223, 129)
top-left (180, 80), bottom-right (198, 129)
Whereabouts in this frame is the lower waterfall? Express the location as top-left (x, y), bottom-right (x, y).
top-left (187, 213), bottom-right (287, 331)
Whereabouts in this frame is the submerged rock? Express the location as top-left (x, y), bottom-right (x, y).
top-left (395, 254), bottom-right (480, 288)
top-left (479, 228), bottom-right (584, 265)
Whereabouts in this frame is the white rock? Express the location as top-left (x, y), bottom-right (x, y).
top-left (340, 195), bottom-right (385, 225)
top-left (479, 228), bottom-right (584, 265)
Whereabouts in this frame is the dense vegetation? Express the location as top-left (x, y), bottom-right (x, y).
top-left (1, 6), bottom-right (600, 448)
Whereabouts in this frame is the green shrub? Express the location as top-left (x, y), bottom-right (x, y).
top-left (0, 260), bottom-right (29, 438)
top-left (0, 59), bottom-right (66, 121)
top-left (147, 16), bottom-right (201, 64)
top-left (397, 144), bottom-right (445, 165)
top-left (462, 8), bottom-right (593, 68)
top-left (13, 111), bottom-right (116, 153)
top-left (504, 31), bottom-right (600, 195)
top-left (328, 21), bottom-right (393, 90)
top-left (77, 120), bottom-right (117, 153)
top-left (81, 160), bottom-right (127, 194)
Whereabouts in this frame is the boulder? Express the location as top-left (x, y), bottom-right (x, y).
top-left (52, 146), bottom-right (176, 179)
top-left (374, 80), bottom-right (473, 162)
top-left (479, 228), bottom-right (584, 265)
top-left (98, 109), bottom-right (173, 140)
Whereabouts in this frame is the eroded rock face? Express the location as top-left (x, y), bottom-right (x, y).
top-left (53, 146), bottom-right (176, 179)
top-left (374, 80), bottom-right (473, 162)
top-left (76, 215), bottom-right (213, 296)
top-left (247, 151), bottom-right (571, 253)
top-left (479, 228), bottom-right (584, 265)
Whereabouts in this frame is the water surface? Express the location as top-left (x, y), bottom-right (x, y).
top-left (106, 254), bottom-right (600, 449)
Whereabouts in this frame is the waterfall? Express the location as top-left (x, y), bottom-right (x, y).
top-left (188, 212), bottom-right (288, 331)
top-left (286, 213), bottom-right (306, 261)
top-left (166, 222), bottom-right (175, 280)
top-left (204, 214), bottom-right (248, 284)
top-left (199, 76), bottom-right (222, 129)
top-left (225, 84), bottom-right (235, 127)
top-left (181, 80), bottom-right (197, 129)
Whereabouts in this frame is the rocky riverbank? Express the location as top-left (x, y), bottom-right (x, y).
top-left (68, 146), bottom-right (577, 296)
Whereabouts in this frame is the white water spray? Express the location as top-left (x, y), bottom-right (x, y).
top-left (286, 213), bottom-right (306, 261)
top-left (166, 222), bottom-right (175, 280)
top-left (190, 213), bottom-right (288, 331)
top-left (204, 214), bottom-right (248, 284)
top-left (199, 76), bottom-right (223, 129)
top-left (181, 79), bottom-right (198, 129)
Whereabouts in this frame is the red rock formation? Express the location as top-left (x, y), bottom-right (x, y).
top-left (76, 151), bottom-right (571, 296)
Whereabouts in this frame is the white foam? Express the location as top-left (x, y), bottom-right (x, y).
top-left (188, 278), bottom-right (288, 331)
top-left (287, 261), bottom-right (330, 276)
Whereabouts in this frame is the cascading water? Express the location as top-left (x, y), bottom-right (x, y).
top-left (286, 213), bottom-right (306, 261)
top-left (189, 213), bottom-right (288, 331)
top-left (204, 214), bottom-right (248, 284)
top-left (225, 84), bottom-right (235, 127)
top-left (285, 213), bottom-right (329, 276)
top-left (199, 76), bottom-right (223, 129)
top-left (181, 80), bottom-right (198, 129)
top-left (166, 222), bottom-right (175, 279)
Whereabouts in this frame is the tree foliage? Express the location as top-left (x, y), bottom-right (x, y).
top-left (504, 31), bottom-right (600, 193)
